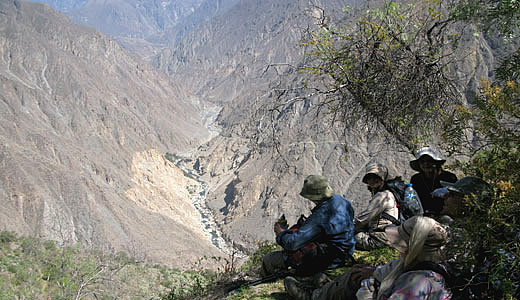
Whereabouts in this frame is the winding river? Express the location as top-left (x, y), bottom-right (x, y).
top-left (173, 157), bottom-right (244, 257)
top-left (172, 103), bottom-right (245, 257)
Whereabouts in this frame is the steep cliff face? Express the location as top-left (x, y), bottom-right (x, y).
top-left (0, 0), bottom-right (220, 267)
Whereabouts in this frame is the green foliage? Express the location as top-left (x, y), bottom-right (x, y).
top-left (353, 247), bottom-right (400, 266)
top-left (240, 241), bottom-right (282, 273)
top-left (497, 49), bottom-right (520, 81)
top-left (0, 232), bottom-right (201, 299)
top-left (229, 280), bottom-right (288, 300)
top-left (161, 251), bottom-right (247, 300)
top-left (0, 231), bottom-right (16, 244)
top-left (0, 234), bottom-right (402, 300)
top-left (298, 0), bottom-right (461, 148)
top-left (441, 76), bottom-right (520, 297)
top-left (450, 0), bottom-right (520, 38)
top-left (161, 270), bottom-right (217, 300)
top-left (440, 2), bottom-right (520, 294)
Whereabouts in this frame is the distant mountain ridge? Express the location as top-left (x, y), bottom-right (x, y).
top-left (29, 0), bottom-right (238, 59)
top-left (30, 0), bottom-right (204, 38)
top-left (0, 0), bottom-right (221, 267)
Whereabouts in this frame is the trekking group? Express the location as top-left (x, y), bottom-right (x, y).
top-left (261, 146), bottom-right (512, 299)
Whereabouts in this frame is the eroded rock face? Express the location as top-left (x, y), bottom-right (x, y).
top-left (125, 149), bottom-right (207, 242)
top-left (0, 0), bottom-right (221, 268)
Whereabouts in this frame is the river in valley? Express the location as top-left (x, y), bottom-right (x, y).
top-left (172, 156), bottom-right (245, 257)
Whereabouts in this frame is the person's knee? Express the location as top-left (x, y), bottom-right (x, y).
top-left (354, 233), bottom-right (371, 251)
top-left (355, 232), bottom-right (386, 251)
top-left (312, 270), bottom-right (357, 300)
top-left (261, 251), bottom-right (286, 276)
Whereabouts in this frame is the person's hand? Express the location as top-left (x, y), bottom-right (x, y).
top-left (350, 264), bottom-right (375, 287)
top-left (274, 222), bottom-right (286, 235)
top-left (296, 214), bottom-right (307, 227)
top-left (432, 187), bottom-right (449, 199)
top-left (356, 278), bottom-right (376, 299)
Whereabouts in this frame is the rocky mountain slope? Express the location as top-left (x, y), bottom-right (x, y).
top-left (29, 0), bottom-right (239, 60)
top-left (12, 0), bottom-right (507, 255)
top-left (154, 0), bottom-right (502, 251)
top-left (0, 0), bottom-right (222, 267)
top-left (30, 0), bottom-right (205, 38)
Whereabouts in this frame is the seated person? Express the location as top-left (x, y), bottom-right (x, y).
top-left (284, 216), bottom-right (451, 300)
top-left (354, 163), bottom-right (399, 251)
top-left (440, 176), bottom-right (517, 299)
top-left (262, 175), bottom-right (356, 276)
top-left (409, 147), bottom-right (457, 216)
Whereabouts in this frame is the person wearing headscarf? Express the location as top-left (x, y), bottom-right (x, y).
top-left (409, 147), bottom-right (457, 216)
top-left (354, 163), bottom-right (399, 251)
top-left (261, 175), bottom-right (356, 276)
top-left (284, 216), bottom-right (451, 300)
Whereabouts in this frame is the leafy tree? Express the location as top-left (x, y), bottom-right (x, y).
top-left (450, 0), bottom-right (520, 38)
top-left (296, 0), bottom-right (463, 148)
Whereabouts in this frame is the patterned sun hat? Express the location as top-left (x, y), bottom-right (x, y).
top-left (362, 163), bottom-right (388, 183)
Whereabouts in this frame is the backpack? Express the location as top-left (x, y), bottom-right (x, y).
top-left (382, 177), bottom-right (424, 225)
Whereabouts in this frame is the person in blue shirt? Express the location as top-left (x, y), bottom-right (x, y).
top-left (262, 175), bottom-right (356, 276)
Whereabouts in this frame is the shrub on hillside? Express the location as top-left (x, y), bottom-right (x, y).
top-left (240, 241), bottom-right (281, 273)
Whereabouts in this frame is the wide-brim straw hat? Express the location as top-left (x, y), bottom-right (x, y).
top-left (300, 175), bottom-right (334, 201)
top-left (410, 147), bottom-right (446, 172)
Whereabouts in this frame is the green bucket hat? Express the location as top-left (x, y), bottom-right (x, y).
top-left (300, 175), bottom-right (334, 201)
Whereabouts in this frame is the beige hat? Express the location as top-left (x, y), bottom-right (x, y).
top-left (386, 216), bottom-right (448, 253)
top-left (362, 163), bottom-right (388, 184)
top-left (300, 175), bottom-right (334, 201)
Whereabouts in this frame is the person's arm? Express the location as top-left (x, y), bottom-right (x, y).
top-left (355, 191), bottom-right (389, 228)
top-left (276, 215), bottom-right (322, 251)
top-left (441, 170), bottom-right (458, 183)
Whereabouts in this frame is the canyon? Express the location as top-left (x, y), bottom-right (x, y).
top-left (0, 0), bottom-right (506, 267)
